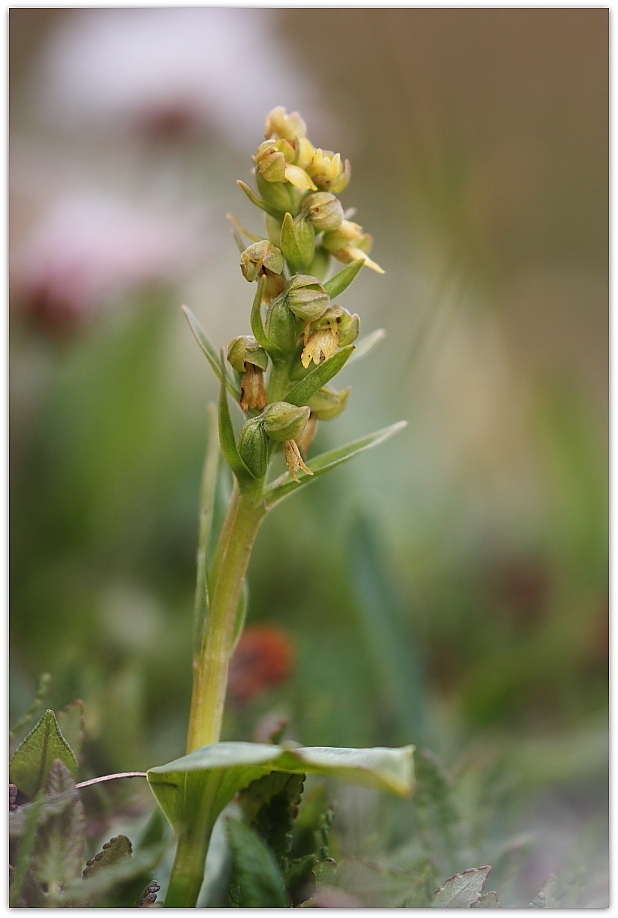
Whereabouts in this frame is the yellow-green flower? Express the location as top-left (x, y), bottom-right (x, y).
top-left (264, 106), bottom-right (307, 142)
top-left (322, 220), bottom-right (383, 273)
top-left (306, 149), bottom-right (351, 193)
top-left (254, 139), bottom-right (316, 191)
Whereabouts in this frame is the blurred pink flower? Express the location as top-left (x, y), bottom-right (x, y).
top-left (35, 8), bottom-right (315, 146)
top-left (11, 193), bottom-right (209, 331)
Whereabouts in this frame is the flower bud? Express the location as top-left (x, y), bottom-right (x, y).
top-left (227, 335), bottom-right (268, 374)
top-left (227, 336), bottom-right (268, 411)
top-left (265, 293), bottom-right (298, 354)
top-left (302, 192), bottom-right (344, 232)
top-left (285, 275), bottom-right (330, 323)
top-left (306, 149), bottom-right (351, 193)
top-left (254, 139), bottom-right (293, 183)
top-left (254, 139), bottom-right (316, 192)
top-left (307, 386), bottom-right (351, 421)
top-left (240, 240), bottom-right (284, 284)
top-left (264, 106), bottom-right (307, 142)
top-left (280, 212), bottom-right (315, 274)
top-left (237, 418), bottom-right (269, 479)
top-left (262, 402), bottom-right (310, 442)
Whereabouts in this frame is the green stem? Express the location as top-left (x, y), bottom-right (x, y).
top-left (266, 356), bottom-right (292, 403)
top-left (163, 796), bottom-right (218, 907)
top-left (185, 478), bottom-right (266, 753)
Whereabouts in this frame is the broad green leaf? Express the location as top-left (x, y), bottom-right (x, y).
top-left (227, 818), bottom-right (288, 907)
top-left (10, 710), bottom-right (78, 798)
top-left (264, 421), bottom-right (407, 506)
top-left (431, 866), bottom-right (492, 907)
top-left (182, 305), bottom-right (241, 400)
top-left (346, 328), bottom-right (386, 366)
top-left (323, 258), bottom-right (364, 298)
top-left (147, 741), bottom-right (414, 841)
top-left (284, 345), bottom-right (354, 407)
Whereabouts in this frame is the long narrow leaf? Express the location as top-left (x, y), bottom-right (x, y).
top-left (250, 277), bottom-right (272, 351)
top-left (347, 328), bottom-right (386, 366)
top-left (284, 346), bottom-right (354, 407)
top-left (217, 354), bottom-right (254, 484)
top-left (264, 421), bottom-right (407, 506)
top-left (182, 306), bottom-right (241, 400)
top-left (323, 258), bottom-right (365, 298)
top-left (237, 180), bottom-right (282, 219)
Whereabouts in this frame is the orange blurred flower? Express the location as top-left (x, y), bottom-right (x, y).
top-left (227, 625), bottom-right (295, 705)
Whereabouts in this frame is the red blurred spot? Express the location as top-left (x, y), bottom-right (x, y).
top-left (227, 625), bottom-right (294, 705)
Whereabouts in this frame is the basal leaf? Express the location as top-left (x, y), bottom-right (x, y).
top-left (9, 710), bottom-right (78, 798)
top-left (431, 866), bottom-right (492, 907)
top-left (284, 346), bottom-right (354, 407)
top-left (264, 421), bottom-right (407, 506)
top-left (147, 741), bottom-right (414, 841)
top-left (227, 818), bottom-right (288, 907)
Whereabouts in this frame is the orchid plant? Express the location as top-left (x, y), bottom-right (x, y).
top-left (9, 107), bottom-right (414, 908)
top-left (152, 106), bottom-right (413, 907)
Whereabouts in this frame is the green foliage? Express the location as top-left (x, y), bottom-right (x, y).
top-left (264, 421), bottom-right (407, 506)
top-left (227, 817), bottom-right (289, 907)
top-left (10, 710), bottom-right (78, 798)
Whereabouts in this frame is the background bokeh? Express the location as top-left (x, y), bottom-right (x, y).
top-left (9, 8), bottom-right (608, 906)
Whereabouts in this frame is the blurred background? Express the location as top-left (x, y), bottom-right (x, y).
top-left (9, 8), bottom-right (608, 906)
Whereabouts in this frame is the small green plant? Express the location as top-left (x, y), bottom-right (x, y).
top-left (13, 107), bottom-right (590, 909)
top-left (148, 106), bottom-right (414, 907)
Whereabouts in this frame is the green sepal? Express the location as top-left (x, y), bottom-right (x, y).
top-left (250, 277), bottom-right (273, 352)
top-left (182, 306), bottom-right (241, 401)
top-left (217, 354), bottom-right (255, 485)
top-left (284, 345), bottom-right (354, 407)
top-left (237, 418), bottom-right (269, 479)
top-left (236, 180), bottom-right (282, 219)
top-left (264, 421), bottom-right (407, 506)
top-left (280, 212), bottom-right (315, 274)
top-left (323, 258), bottom-right (365, 298)
top-left (9, 710), bottom-right (78, 798)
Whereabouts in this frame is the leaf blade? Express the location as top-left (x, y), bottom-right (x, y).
top-left (264, 421), bottom-right (407, 506)
top-left (284, 345), bottom-right (355, 407)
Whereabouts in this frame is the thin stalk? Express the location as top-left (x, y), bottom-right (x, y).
top-left (266, 356), bottom-right (292, 404)
top-left (192, 404), bottom-right (221, 653)
top-left (185, 478), bottom-right (266, 753)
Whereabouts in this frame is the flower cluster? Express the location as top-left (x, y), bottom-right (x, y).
top-left (228, 107), bottom-right (382, 482)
